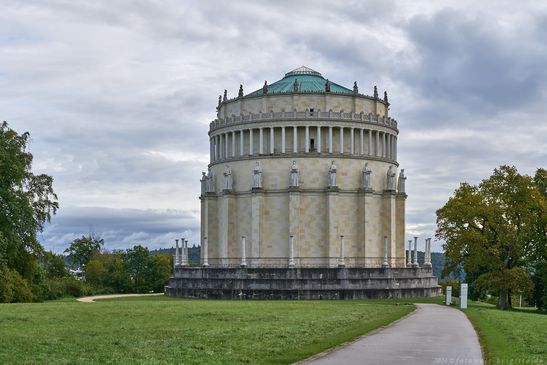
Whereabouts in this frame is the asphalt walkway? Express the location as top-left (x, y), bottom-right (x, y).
top-left (301, 303), bottom-right (483, 365)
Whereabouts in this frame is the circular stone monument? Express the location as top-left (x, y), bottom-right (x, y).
top-left (165, 66), bottom-right (440, 299)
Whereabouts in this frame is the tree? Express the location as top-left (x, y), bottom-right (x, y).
top-left (64, 235), bottom-right (104, 270)
top-left (436, 165), bottom-right (545, 309)
top-left (0, 122), bottom-right (58, 302)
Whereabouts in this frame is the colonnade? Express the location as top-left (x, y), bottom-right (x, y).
top-left (210, 125), bottom-right (397, 163)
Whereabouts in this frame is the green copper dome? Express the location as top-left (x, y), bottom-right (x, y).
top-left (247, 66), bottom-right (354, 97)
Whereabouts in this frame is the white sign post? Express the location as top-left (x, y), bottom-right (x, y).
top-left (446, 286), bottom-right (452, 305)
top-left (460, 283), bottom-right (468, 309)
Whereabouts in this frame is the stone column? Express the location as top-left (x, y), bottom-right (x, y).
top-left (213, 136), bottom-right (217, 161)
top-left (251, 189), bottom-right (263, 265)
top-left (382, 132), bottom-right (386, 158)
top-left (249, 129), bottom-right (253, 156)
top-left (239, 130), bottom-right (244, 156)
top-left (375, 130), bottom-right (380, 157)
top-left (368, 129), bottom-right (372, 156)
top-left (360, 129), bottom-right (364, 155)
top-left (412, 236), bottom-right (418, 268)
top-left (225, 132), bottom-right (229, 159)
top-left (202, 237), bottom-right (209, 267)
top-left (394, 136), bottom-right (397, 161)
top-left (339, 127), bottom-right (344, 153)
top-left (338, 235), bottom-right (345, 267)
top-left (240, 236), bottom-right (247, 267)
top-left (174, 239), bottom-right (180, 268)
top-left (293, 126), bottom-right (298, 152)
top-left (328, 126), bottom-right (333, 153)
top-left (317, 126), bottom-right (321, 153)
top-left (232, 131), bottom-right (236, 158)
top-left (305, 126), bottom-right (309, 152)
top-left (386, 134), bottom-right (391, 159)
top-left (289, 189), bottom-right (300, 266)
top-left (358, 189), bottom-right (372, 267)
top-left (270, 127), bottom-right (274, 154)
top-left (424, 238), bottom-right (432, 268)
top-left (350, 128), bottom-right (354, 154)
top-left (327, 189), bottom-right (339, 267)
top-left (288, 235), bottom-right (295, 268)
top-left (382, 236), bottom-right (389, 268)
top-left (259, 128), bottom-right (264, 154)
top-left (180, 238), bottom-right (187, 266)
top-left (218, 135), bottom-right (222, 160)
top-left (184, 239), bottom-right (189, 266)
top-left (407, 240), bottom-right (412, 267)
top-left (219, 194), bottom-right (234, 266)
top-left (281, 127), bottom-right (286, 153)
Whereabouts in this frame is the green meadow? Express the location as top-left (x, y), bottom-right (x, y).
top-left (0, 296), bottom-right (413, 364)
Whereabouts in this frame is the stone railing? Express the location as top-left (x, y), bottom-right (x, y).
top-left (186, 256), bottom-right (407, 269)
top-left (210, 111), bottom-right (398, 131)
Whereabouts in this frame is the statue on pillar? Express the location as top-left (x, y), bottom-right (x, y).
top-left (384, 91), bottom-right (389, 105)
top-left (293, 79), bottom-right (299, 92)
top-left (374, 85), bottom-right (379, 99)
top-left (353, 81), bottom-right (358, 94)
top-left (289, 160), bottom-right (299, 187)
top-left (223, 89), bottom-right (227, 102)
top-left (223, 165), bottom-right (233, 191)
top-left (262, 81), bottom-right (268, 94)
top-left (218, 95), bottom-right (222, 107)
top-left (325, 79), bottom-right (331, 92)
top-left (397, 169), bottom-right (406, 193)
top-left (238, 84), bottom-right (244, 97)
top-left (200, 172), bottom-right (207, 195)
top-left (206, 167), bottom-right (214, 193)
top-left (386, 165), bottom-right (396, 191)
top-left (253, 161), bottom-right (263, 189)
top-left (362, 163), bottom-right (372, 190)
top-left (328, 160), bottom-right (337, 187)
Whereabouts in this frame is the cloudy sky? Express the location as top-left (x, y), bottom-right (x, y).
top-left (2, 0), bottom-right (546, 253)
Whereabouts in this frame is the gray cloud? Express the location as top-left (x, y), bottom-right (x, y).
top-left (1, 1), bottom-right (546, 253)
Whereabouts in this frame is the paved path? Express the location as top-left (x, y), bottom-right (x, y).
top-left (301, 304), bottom-right (482, 365)
top-left (77, 293), bottom-right (163, 303)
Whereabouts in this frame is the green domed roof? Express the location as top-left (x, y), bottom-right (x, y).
top-left (247, 66), bottom-right (353, 97)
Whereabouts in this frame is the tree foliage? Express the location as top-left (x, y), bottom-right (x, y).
top-left (0, 122), bottom-right (59, 302)
top-left (436, 165), bottom-right (546, 309)
top-left (64, 235), bottom-right (104, 270)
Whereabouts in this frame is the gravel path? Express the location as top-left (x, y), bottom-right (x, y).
top-left (77, 293), bottom-right (163, 303)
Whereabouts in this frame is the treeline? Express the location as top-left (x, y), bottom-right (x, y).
top-left (1, 234), bottom-right (173, 303)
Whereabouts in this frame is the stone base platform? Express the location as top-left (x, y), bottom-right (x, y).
top-left (164, 267), bottom-right (441, 300)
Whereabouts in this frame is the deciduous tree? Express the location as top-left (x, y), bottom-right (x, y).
top-left (436, 165), bottom-right (545, 309)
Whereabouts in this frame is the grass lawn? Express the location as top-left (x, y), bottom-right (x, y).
top-left (461, 302), bottom-right (547, 365)
top-left (0, 296), bottom-right (414, 364)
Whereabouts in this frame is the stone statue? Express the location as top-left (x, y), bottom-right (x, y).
top-left (223, 89), bottom-right (227, 102)
top-left (262, 81), bottom-right (268, 94)
top-left (290, 160), bottom-right (299, 187)
top-left (218, 95), bottom-right (222, 106)
top-left (223, 165), bottom-right (233, 191)
top-left (328, 160), bottom-right (337, 187)
top-left (397, 169), bottom-right (406, 193)
top-left (206, 168), bottom-right (214, 193)
top-left (293, 79), bottom-right (299, 92)
top-left (200, 172), bottom-right (207, 195)
top-left (238, 84), bottom-right (243, 97)
top-left (362, 163), bottom-right (371, 189)
top-left (386, 165), bottom-right (396, 191)
top-left (374, 85), bottom-right (378, 99)
top-left (325, 79), bottom-right (331, 92)
top-left (353, 81), bottom-right (358, 94)
top-left (384, 91), bottom-right (389, 104)
top-left (253, 161), bottom-right (262, 189)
